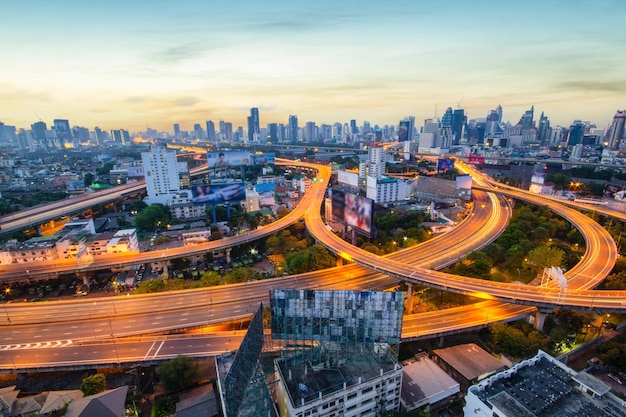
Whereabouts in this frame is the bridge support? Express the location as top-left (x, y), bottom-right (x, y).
top-left (226, 248), bottom-right (232, 264)
top-left (405, 282), bottom-right (414, 314)
top-left (337, 257), bottom-right (343, 267)
top-left (533, 308), bottom-right (553, 331)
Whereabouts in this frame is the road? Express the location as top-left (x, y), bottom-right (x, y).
top-left (0, 159), bottom-right (623, 371)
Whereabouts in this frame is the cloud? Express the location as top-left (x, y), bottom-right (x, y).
top-left (550, 80), bottom-right (626, 94)
top-left (150, 43), bottom-right (205, 65)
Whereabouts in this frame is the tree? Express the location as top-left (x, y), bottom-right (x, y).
top-left (451, 251), bottom-right (492, 279)
top-left (526, 246), bottom-right (565, 272)
top-left (157, 355), bottom-right (200, 392)
top-left (83, 172), bottom-right (94, 187)
top-left (80, 373), bottom-right (106, 396)
top-left (134, 204), bottom-right (172, 232)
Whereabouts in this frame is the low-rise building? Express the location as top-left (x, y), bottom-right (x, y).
top-left (463, 350), bottom-right (626, 417)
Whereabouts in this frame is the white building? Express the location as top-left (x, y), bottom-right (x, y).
top-left (168, 191), bottom-right (206, 220)
top-left (463, 350), bottom-right (626, 417)
top-left (106, 229), bottom-right (139, 254)
top-left (141, 145), bottom-right (188, 205)
top-left (366, 176), bottom-right (408, 204)
top-left (244, 189), bottom-right (261, 212)
top-left (359, 145), bottom-right (386, 179)
top-left (275, 358), bottom-right (402, 417)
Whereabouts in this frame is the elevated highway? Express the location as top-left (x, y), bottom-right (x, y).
top-left (0, 160), bottom-right (624, 371)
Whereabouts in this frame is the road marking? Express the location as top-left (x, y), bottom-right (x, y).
top-left (152, 340), bottom-right (166, 358)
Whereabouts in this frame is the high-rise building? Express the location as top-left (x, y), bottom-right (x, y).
top-left (141, 145), bottom-right (186, 205)
top-left (567, 120), bottom-right (585, 146)
top-left (537, 112), bottom-right (551, 146)
top-left (110, 130), bottom-right (122, 143)
top-left (304, 121), bottom-right (317, 142)
top-left (120, 129), bottom-right (130, 145)
top-left (452, 109), bottom-right (465, 145)
top-left (193, 123), bottom-right (204, 140)
top-left (520, 105), bottom-right (534, 131)
top-left (267, 123), bottom-right (278, 142)
top-left (173, 123), bottom-right (180, 138)
top-left (350, 119), bottom-right (358, 136)
top-left (248, 107), bottom-right (260, 142)
top-left (206, 120), bottom-right (216, 142)
top-left (607, 110), bottom-right (626, 149)
top-left (53, 119), bottom-right (72, 144)
top-left (31, 121), bottom-right (47, 142)
top-left (288, 115), bottom-right (299, 142)
top-left (94, 127), bottom-right (106, 145)
top-left (441, 107), bottom-right (454, 127)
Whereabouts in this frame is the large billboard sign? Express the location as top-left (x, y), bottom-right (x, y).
top-left (191, 183), bottom-right (246, 205)
top-left (207, 151), bottom-right (251, 168)
top-left (437, 158), bottom-right (455, 171)
top-left (468, 155), bottom-right (484, 165)
top-left (270, 289), bottom-right (404, 344)
top-left (331, 189), bottom-right (373, 235)
top-left (252, 153), bottom-right (275, 164)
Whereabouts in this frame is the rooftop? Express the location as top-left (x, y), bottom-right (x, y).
top-left (473, 353), bottom-right (624, 417)
top-left (433, 343), bottom-right (504, 381)
top-left (401, 353), bottom-right (460, 410)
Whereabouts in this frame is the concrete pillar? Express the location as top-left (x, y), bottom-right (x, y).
top-left (438, 336), bottom-right (444, 347)
top-left (405, 282), bottom-right (414, 314)
top-left (533, 308), bottom-right (553, 331)
top-left (337, 257), bottom-right (344, 267)
top-left (351, 228), bottom-right (357, 246)
top-left (226, 248), bottom-right (232, 263)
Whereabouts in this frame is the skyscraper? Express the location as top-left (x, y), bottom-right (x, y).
top-left (53, 119), bottom-right (72, 144)
top-left (537, 112), bottom-right (551, 146)
top-left (268, 123), bottom-right (278, 142)
top-left (520, 106), bottom-right (534, 130)
top-left (607, 110), bottom-right (626, 149)
top-left (288, 115), bottom-right (299, 142)
top-left (206, 120), bottom-right (216, 142)
top-left (141, 145), bottom-right (185, 205)
top-left (31, 121), bottom-right (47, 142)
top-left (248, 107), bottom-right (260, 142)
top-left (305, 122), bottom-right (317, 142)
top-left (194, 123), bottom-right (204, 140)
top-left (567, 120), bottom-right (585, 146)
top-left (441, 107), bottom-right (454, 127)
top-left (173, 123), bottom-right (180, 138)
top-left (452, 109), bottom-right (465, 145)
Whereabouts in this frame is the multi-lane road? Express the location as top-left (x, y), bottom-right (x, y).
top-left (0, 159), bottom-right (624, 371)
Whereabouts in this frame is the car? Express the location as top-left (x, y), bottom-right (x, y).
top-left (608, 373), bottom-right (623, 385)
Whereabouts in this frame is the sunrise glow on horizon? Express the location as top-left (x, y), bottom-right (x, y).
top-left (1, 0), bottom-right (625, 132)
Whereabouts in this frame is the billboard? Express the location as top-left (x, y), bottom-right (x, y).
top-left (191, 183), bottom-right (246, 205)
top-left (252, 153), bottom-right (275, 164)
top-left (331, 189), bottom-right (373, 235)
top-left (437, 158), bottom-right (455, 171)
top-left (398, 120), bottom-right (410, 142)
top-left (207, 151), bottom-right (251, 168)
top-left (270, 289), bottom-right (404, 344)
top-left (468, 155), bottom-right (485, 165)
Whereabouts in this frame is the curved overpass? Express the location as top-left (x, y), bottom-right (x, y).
top-left (0, 160), bottom-right (623, 371)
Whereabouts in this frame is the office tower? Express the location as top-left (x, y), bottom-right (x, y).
top-left (441, 107), bottom-right (454, 127)
top-left (350, 119), bottom-right (358, 136)
top-left (110, 130), bottom-right (122, 143)
top-left (141, 145), bottom-right (183, 205)
top-left (537, 112), bottom-right (551, 146)
top-left (333, 122), bottom-right (342, 139)
top-left (53, 119), bottom-right (72, 144)
top-left (247, 107), bottom-right (260, 142)
top-left (223, 122), bottom-right (233, 141)
top-left (452, 109), bottom-right (465, 145)
top-left (193, 123), bottom-right (204, 140)
top-left (363, 120), bottom-right (371, 134)
top-left (267, 123), bottom-right (278, 142)
top-left (173, 123), bottom-right (180, 138)
top-left (607, 110), bottom-right (626, 149)
top-left (120, 129), bottom-right (130, 145)
top-left (288, 115), bottom-right (298, 141)
top-left (31, 121), bottom-right (47, 141)
top-left (72, 126), bottom-right (90, 145)
top-left (206, 120), bottom-right (216, 142)
top-left (0, 122), bottom-right (17, 147)
top-left (520, 105), bottom-right (534, 130)
top-left (94, 127), bottom-right (104, 145)
top-left (320, 124), bottom-right (332, 141)
top-left (567, 120), bottom-right (585, 146)
top-left (305, 122), bottom-right (317, 142)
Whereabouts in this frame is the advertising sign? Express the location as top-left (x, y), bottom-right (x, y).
top-left (331, 189), bottom-right (373, 235)
top-left (437, 158), bottom-right (455, 171)
top-left (207, 151), bottom-right (251, 168)
top-left (252, 153), bottom-right (275, 164)
top-left (191, 183), bottom-right (246, 205)
top-left (468, 155), bottom-right (485, 165)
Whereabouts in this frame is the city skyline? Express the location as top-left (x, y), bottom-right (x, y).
top-left (1, 0), bottom-right (625, 131)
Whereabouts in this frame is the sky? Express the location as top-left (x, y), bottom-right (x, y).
top-left (1, 0), bottom-right (625, 133)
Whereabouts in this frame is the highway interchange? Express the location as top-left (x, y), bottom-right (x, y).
top-left (0, 158), bottom-right (624, 371)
